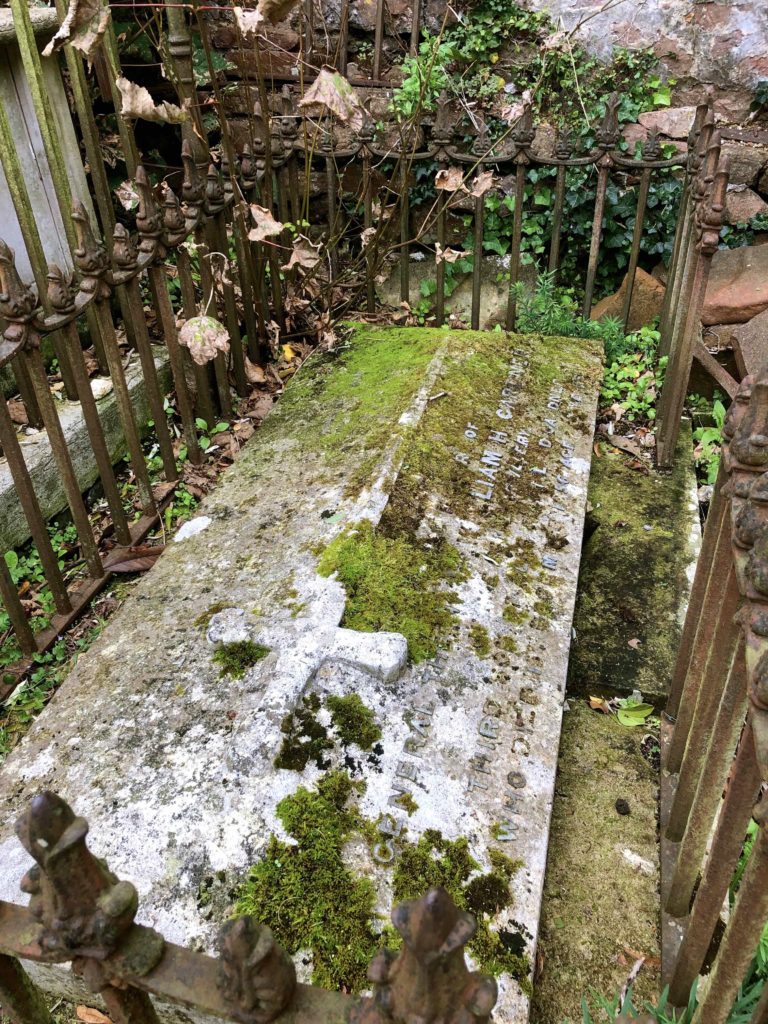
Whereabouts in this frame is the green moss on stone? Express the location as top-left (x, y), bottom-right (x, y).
top-left (392, 830), bottom-right (530, 987)
top-left (327, 694), bottom-right (382, 749)
top-left (236, 771), bottom-right (380, 992)
top-left (212, 640), bottom-right (270, 678)
top-left (469, 623), bottom-right (491, 658)
top-left (503, 601), bottom-right (528, 626)
top-left (194, 601), bottom-right (230, 630)
top-left (274, 693), bottom-right (331, 771)
top-left (498, 636), bottom-right (519, 653)
top-left (318, 520), bottom-right (468, 662)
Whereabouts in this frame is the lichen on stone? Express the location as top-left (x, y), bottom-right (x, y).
top-left (212, 640), bottom-right (270, 678)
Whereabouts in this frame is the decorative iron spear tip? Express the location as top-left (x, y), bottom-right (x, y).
top-left (432, 90), bottom-right (454, 146)
top-left (554, 125), bottom-right (572, 162)
top-left (15, 792), bottom-right (136, 955)
top-left (641, 129), bottom-right (662, 162)
top-left (0, 240), bottom-right (37, 321)
top-left (111, 223), bottom-right (139, 273)
top-left (217, 916), bottom-right (296, 1024)
top-left (46, 263), bottom-right (76, 314)
top-left (71, 200), bottom-right (109, 279)
top-left (749, 647), bottom-right (768, 713)
top-left (182, 140), bottom-right (206, 207)
top-left (723, 375), bottom-right (753, 441)
top-left (205, 163), bottom-right (226, 215)
top-left (748, 524), bottom-right (768, 596)
top-left (511, 98), bottom-right (535, 150)
top-left (240, 143), bottom-right (256, 188)
top-left (393, 886), bottom-right (476, 956)
top-left (135, 165), bottom-right (163, 242)
top-left (595, 92), bottom-right (620, 150)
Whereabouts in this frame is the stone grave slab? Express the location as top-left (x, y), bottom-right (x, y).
top-left (0, 325), bottom-right (602, 1022)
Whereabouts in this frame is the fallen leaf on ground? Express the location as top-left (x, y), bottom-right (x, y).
top-left (282, 236), bottom-right (321, 271)
top-left (8, 400), bottom-right (27, 426)
top-left (435, 243), bottom-right (465, 265)
top-left (589, 696), bottom-right (612, 714)
top-left (178, 316), bottom-right (230, 365)
top-left (245, 358), bottom-right (267, 384)
top-left (76, 1008), bottom-right (112, 1024)
top-left (628, 637), bottom-right (641, 649)
top-left (43, 0), bottom-right (109, 59)
top-left (103, 545), bottom-right (164, 574)
top-left (298, 68), bottom-right (365, 132)
top-left (616, 702), bottom-right (654, 728)
top-left (116, 78), bottom-right (188, 124)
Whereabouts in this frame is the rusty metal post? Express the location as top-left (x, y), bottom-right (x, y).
top-left (620, 133), bottom-right (661, 331)
top-left (0, 555), bottom-right (36, 655)
top-left (547, 130), bottom-right (570, 278)
top-left (582, 94), bottom-right (619, 317)
top-left (0, 954), bottom-right (54, 1024)
top-left (505, 102), bottom-right (534, 331)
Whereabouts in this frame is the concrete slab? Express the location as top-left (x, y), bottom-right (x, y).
top-left (0, 325), bottom-right (602, 1023)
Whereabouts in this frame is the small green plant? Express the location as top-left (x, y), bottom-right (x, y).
top-left (195, 417), bottom-right (229, 451)
top-left (720, 213), bottom-right (768, 250)
top-left (600, 326), bottom-right (666, 423)
top-left (691, 394), bottom-right (726, 485)
top-left (390, 35), bottom-right (455, 120)
top-left (512, 273), bottom-right (625, 353)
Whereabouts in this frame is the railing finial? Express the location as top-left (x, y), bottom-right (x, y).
top-left (217, 916), bottom-right (297, 1023)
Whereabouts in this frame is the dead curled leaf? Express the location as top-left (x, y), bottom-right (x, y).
top-left (76, 1007), bottom-right (113, 1024)
top-left (435, 243), bottom-right (465, 265)
top-left (116, 77), bottom-right (188, 124)
top-left (435, 167), bottom-right (466, 192)
top-left (178, 316), bottom-right (231, 366)
top-left (235, 0), bottom-right (299, 31)
top-left (43, 0), bottom-right (110, 59)
top-left (470, 170), bottom-right (496, 197)
top-left (282, 235), bottom-right (322, 271)
top-left (248, 204), bottom-right (284, 242)
top-left (360, 227), bottom-right (377, 248)
top-left (588, 695), bottom-right (612, 715)
top-left (102, 545), bottom-right (164, 574)
top-left (298, 69), bottom-right (365, 132)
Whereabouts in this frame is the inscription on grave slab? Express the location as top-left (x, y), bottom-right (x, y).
top-left (0, 326), bottom-right (602, 1024)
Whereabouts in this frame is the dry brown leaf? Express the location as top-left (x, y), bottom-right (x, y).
top-left (43, 0), bottom-right (110, 59)
top-left (256, 0), bottom-right (300, 23)
top-left (628, 637), bottom-right (642, 649)
top-left (298, 68), bottom-right (365, 132)
top-left (248, 204), bottom-right (284, 242)
top-left (76, 1007), bottom-right (112, 1024)
top-left (178, 316), bottom-right (230, 365)
top-left (435, 167), bottom-right (466, 192)
top-left (470, 170), bottom-right (496, 197)
top-left (245, 357), bottom-right (267, 384)
top-left (360, 227), bottom-right (377, 248)
top-left (282, 236), bottom-right (322, 272)
top-left (435, 243), bottom-right (465, 265)
top-left (103, 545), bottom-right (164, 574)
top-left (8, 399), bottom-right (27, 426)
top-left (588, 695), bottom-right (612, 714)
top-left (116, 78), bottom-right (188, 124)
top-left (233, 6), bottom-right (263, 35)
top-left (115, 181), bottom-right (139, 211)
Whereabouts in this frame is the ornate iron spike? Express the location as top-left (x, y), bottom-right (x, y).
top-left (46, 263), bottom-right (77, 315)
top-left (0, 240), bottom-right (38, 322)
top-left (595, 92), bottom-right (620, 151)
top-left (162, 188), bottom-right (188, 249)
top-left (205, 164), bottom-right (226, 217)
top-left (731, 362), bottom-right (768, 468)
top-left (734, 471), bottom-right (768, 550)
top-left (221, 152), bottom-right (236, 203)
top-left (472, 116), bottom-right (491, 158)
top-left (641, 129), bottom-right (662, 162)
top-left (352, 887), bottom-right (498, 1024)
top-left (182, 140), bottom-right (206, 209)
top-left (134, 166), bottom-right (164, 262)
top-left (240, 143), bottom-right (257, 191)
top-left (15, 792), bottom-right (149, 961)
top-left (511, 98), bottom-right (535, 152)
top-left (112, 223), bottom-right (139, 276)
top-left (0, 240), bottom-right (38, 353)
top-left (432, 90), bottom-right (453, 147)
top-left (554, 125), bottom-right (572, 162)
top-left (71, 201), bottom-right (112, 306)
top-left (723, 376), bottom-right (753, 441)
top-left (217, 916), bottom-right (296, 1024)
top-left (696, 157), bottom-right (728, 257)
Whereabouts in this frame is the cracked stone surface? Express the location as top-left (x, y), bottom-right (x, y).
top-left (0, 325), bottom-right (602, 1023)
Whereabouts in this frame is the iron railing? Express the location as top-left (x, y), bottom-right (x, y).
top-left (660, 368), bottom-right (768, 1022)
top-left (0, 791), bottom-right (498, 1024)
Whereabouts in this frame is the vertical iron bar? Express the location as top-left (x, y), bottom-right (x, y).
top-left (582, 159), bottom-right (611, 317)
top-left (0, 553), bottom-right (36, 654)
top-left (148, 265), bottom-right (204, 465)
top-left (338, 0), bottom-right (349, 73)
top-left (363, 148), bottom-right (375, 315)
top-left (400, 162), bottom-right (410, 305)
top-left (0, 397), bottom-right (70, 613)
top-left (176, 250), bottom-right (218, 425)
top-left (12, 354), bottom-right (43, 429)
top-left (121, 278), bottom-right (179, 482)
top-left (373, 0), bottom-right (385, 81)
top-left (92, 302), bottom-right (156, 515)
top-left (23, 345), bottom-right (103, 578)
top-left (210, 213), bottom-right (248, 397)
top-left (690, 823), bottom-right (768, 1024)
top-left (471, 191), bottom-right (484, 331)
top-left (665, 510), bottom-right (735, 774)
top-left (667, 462), bottom-right (727, 717)
top-left (325, 139), bottom-right (339, 281)
top-left (0, 954), bottom-right (54, 1024)
top-left (668, 726), bottom-right (760, 1005)
top-left (196, 228), bottom-right (232, 415)
top-left (548, 164), bottom-right (566, 276)
top-left (505, 162), bottom-right (526, 331)
top-left (435, 187), bottom-right (446, 328)
top-left (62, 321), bottom-right (132, 544)
top-left (665, 638), bottom-right (748, 916)
top-left (410, 0), bottom-right (421, 55)
top-left (620, 165), bottom-right (653, 331)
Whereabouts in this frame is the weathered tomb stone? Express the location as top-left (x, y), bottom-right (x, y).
top-left (0, 325), bottom-right (602, 1022)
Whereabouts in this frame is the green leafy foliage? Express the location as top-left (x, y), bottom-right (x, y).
top-left (600, 327), bottom-right (666, 422)
top-left (390, 35), bottom-right (455, 120)
top-left (690, 394), bottom-right (726, 485)
top-left (720, 213), bottom-right (768, 250)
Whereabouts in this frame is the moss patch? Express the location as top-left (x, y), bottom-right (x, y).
top-left (567, 422), bottom-right (697, 700)
top-left (212, 640), bottom-right (270, 678)
top-left (236, 771), bottom-right (379, 992)
top-left (392, 830), bottom-right (530, 991)
top-left (274, 693), bottom-right (331, 771)
top-left (318, 520), bottom-right (468, 662)
top-left (327, 694), bottom-right (382, 748)
top-left (194, 601), bottom-right (231, 630)
top-left (469, 623), bottom-right (491, 658)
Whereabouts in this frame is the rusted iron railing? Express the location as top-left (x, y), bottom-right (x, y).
top-left (0, 791), bottom-right (498, 1024)
top-left (660, 369), bottom-right (768, 1021)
